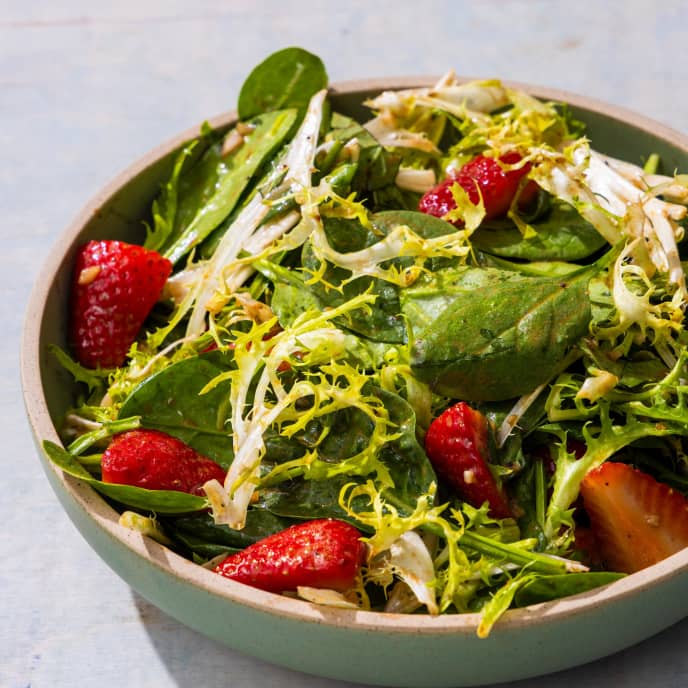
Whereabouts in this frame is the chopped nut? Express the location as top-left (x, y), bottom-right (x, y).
top-left (221, 129), bottom-right (244, 157)
top-left (236, 121), bottom-right (255, 136)
top-left (78, 265), bottom-right (101, 285)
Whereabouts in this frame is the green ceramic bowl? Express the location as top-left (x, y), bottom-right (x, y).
top-left (21, 78), bottom-right (688, 687)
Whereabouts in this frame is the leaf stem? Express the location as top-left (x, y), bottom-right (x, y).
top-left (460, 530), bottom-right (588, 574)
top-left (67, 416), bottom-right (141, 456)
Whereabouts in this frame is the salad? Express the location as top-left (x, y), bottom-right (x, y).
top-left (45, 47), bottom-right (688, 637)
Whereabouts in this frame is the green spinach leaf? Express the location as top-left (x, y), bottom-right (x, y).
top-left (166, 509), bottom-right (293, 553)
top-left (400, 265), bottom-right (505, 332)
top-left (43, 441), bottom-right (207, 513)
top-left (473, 201), bottom-right (606, 261)
top-left (118, 351), bottom-right (235, 467)
top-left (258, 258), bottom-right (322, 326)
top-left (372, 209), bottom-right (455, 240)
top-left (405, 266), bottom-right (593, 400)
top-left (513, 572), bottom-right (625, 606)
top-left (238, 47), bottom-right (327, 120)
top-left (162, 108), bottom-right (298, 265)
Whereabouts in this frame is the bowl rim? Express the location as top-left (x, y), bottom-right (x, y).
top-left (21, 75), bottom-right (688, 636)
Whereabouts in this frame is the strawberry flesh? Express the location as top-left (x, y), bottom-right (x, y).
top-left (101, 429), bottom-right (226, 496)
top-left (424, 402), bottom-right (512, 518)
top-left (214, 518), bottom-right (366, 593)
top-left (418, 151), bottom-right (536, 225)
top-left (70, 240), bottom-right (172, 368)
top-left (581, 461), bottom-right (688, 573)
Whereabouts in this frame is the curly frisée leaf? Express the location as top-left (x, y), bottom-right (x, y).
top-left (340, 481), bottom-right (473, 614)
top-left (543, 387), bottom-right (688, 542)
top-left (202, 293), bottom-right (378, 529)
top-left (444, 180), bottom-right (486, 231)
top-left (531, 141), bottom-right (688, 303)
top-left (592, 239), bottom-right (685, 356)
top-left (48, 344), bottom-right (112, 393)
top-left (477, 572), bottom-right (538, 638)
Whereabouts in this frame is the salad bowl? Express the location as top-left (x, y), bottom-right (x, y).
top-left (21, 75), bottom-right (688, 688)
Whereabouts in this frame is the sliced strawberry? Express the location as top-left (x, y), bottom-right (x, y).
top-left (424, 402), bottom-right (512, 518)
top-left (70, 240), bottom-right (172, 368)
top-left (418, 151), bottom-right (536, 225)
top-left (214, 518), bottom-right (366, 593)
top-left (101, 429), bottom-right (226, 496)
top-left (581, 462), bottom-right (688, 573)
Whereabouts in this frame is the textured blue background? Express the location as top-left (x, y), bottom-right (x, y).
top-left (4, 2), bottom-right (688, 686)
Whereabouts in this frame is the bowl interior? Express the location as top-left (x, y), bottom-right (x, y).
top-left (21, 78), bottom-right (688, 686)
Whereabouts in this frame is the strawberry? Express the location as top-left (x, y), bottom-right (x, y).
top-left (418, 151), bottom-right (536, 225)
top-left (101, 429), bottom-right (226, 496)
top-left (424, 402), bottom-right (512, 518)
top-left (214, 518), bottom-right (366, 593)
top-left (70, 240), bottom-right (172, 368)
top-left (580, 462), bottom-right (688, 574)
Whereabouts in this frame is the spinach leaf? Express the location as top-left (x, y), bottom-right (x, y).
top-left (162, 108), bottom-right (298, 265)
top-left (166, 509), bottom-right (293, 554)
top-left (473, 201), bottom-right (606, 261)
top-left (42, 441), bottom-right (206, 514)
top-left (145, 141), bottom-right (201, 254)
top-left (169, 533), bottom-right (240, 559)
top-left (482, 255), bottom-right (585, 278)
top-left (405, 266), bottom-right (593, 400)
top-left (513, 572), bottom-right (625, 607)
top-left (259, 388), bottom-right (436, 523)
top-left (327, 112), bottom-right (401, 195)
top-left (259, 259), bottom-right (322, 326)
top-left (118, 351), bottom-right (234, 467)
top-left (400, 265), bottom-right (504, 332)
top-left (292, 210), bottom-right (465, 343)
top-left (238, 47), bottom-right (327, 120)
top-left (372, 210), bottom-right (455, 240)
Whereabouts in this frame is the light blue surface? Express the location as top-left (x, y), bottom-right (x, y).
top-left (5, 2), bottom-right (688, 686)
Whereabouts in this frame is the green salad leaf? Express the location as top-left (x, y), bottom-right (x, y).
top-left (118, 351), bottom-right (235, 466)
top-left (405, 265), bottom-right (593, 400)
top-left (238, 47), bottom-right (328, 120)
top-left (43, 441), bottom-right (207, 513)
top-left (161, 108), bottom-right (299, 265)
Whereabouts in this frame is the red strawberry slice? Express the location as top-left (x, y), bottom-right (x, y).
top-left (101, 429), bottom-right (226, 496)
top-left (418, 151), bottom-right (536, 225)
top-left (214, 519), bottom-right (366, 593)
top-left (70, 240), bottom-right (172, 368)
top-left (581, 462), bottom-right (688, 573)
top-left (424, 402), bottom-right (512, 518)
